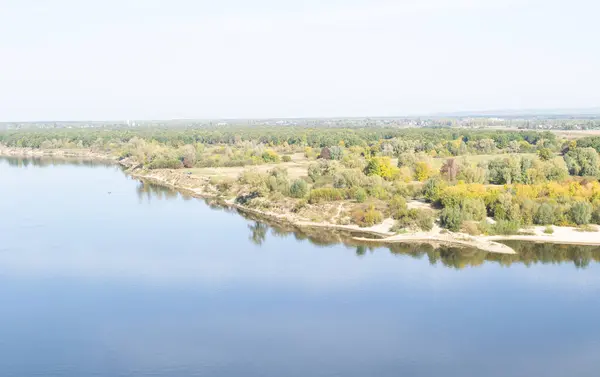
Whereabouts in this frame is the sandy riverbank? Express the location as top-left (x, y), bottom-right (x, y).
top-left (5, 147), bottom-right (600, 254)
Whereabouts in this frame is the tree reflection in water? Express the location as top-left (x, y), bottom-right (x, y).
top-left (131, 175), bottom-right (600, 270)
top-left (136, 181), bottom-right (179, 202)
top-left (244, 214), bottom-right (600, 269)
top-left (1, 156), bottom-right (112, 169)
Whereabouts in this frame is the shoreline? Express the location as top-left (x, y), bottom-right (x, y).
top-left (4, 147), bottom-right (600, 254)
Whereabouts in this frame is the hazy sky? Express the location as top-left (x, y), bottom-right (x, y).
top-left (1, 0), bottom-right (598, 121)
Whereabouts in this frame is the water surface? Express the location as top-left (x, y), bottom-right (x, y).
top-left (1, 157), bottom-right (599, 377)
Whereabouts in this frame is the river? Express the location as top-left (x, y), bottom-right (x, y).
top-left (1, 157), bottom-right (599, 377)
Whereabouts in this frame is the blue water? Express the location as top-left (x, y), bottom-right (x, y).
top-left (1, 157), bottom-right (599, 377)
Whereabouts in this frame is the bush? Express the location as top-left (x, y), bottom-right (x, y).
top-left (364, 157), bottom-right (396, 180)
top-left (544, 225), bottom-right (554, 234)
top-left (423, 177), bottom-right (444, 203)
top-left (179, 144), bottom-right (197, 168)
top-left (214, 178), bottom-right (235, 193)
top-left (415, 209), bottom-right (434, 231)
top-left (564, 147), bottom-right (600, 177)
top-left (238, 169), bottom-right (268, 191)
top-left (147, 156), bottom-right (183, 169)
top-left (460, 197), bottom-right (487, 222)
top-left (570, 201), bottom-right (592, 225)
top-left (292, 199), bottom-right (308, 213)
top-left (308, 160), bottom-right (338, 182)
top-left (440, 206), bottom-right (463, 231)
top-left (576, 224), bottom-right (598, 232)
top-left (537, 148), bottom-right (553, 161)
top-left (354, 188), bottom-right (367, 203)
top-left (414, 161), bottom-right (432, 182)
top-left (267, 168), bottom-right (290, 195)
top-left (493, 220), bottom-right (521, 235)
top-left (592, 205), bottom-right (600, 225)
top-left (461, 221), bottom-right (481, 236)
top-left (534, 203), bottom-right (555, 225)
top-left (262, 150), bottom-right (281, 163)
top-left (289, 179), bottom-right (308, 198)
top-left (329, 146), bottom-right (344, 160)
top-left (388, 195), bottom-right (408, 220)
top-left (351, 205), bottom-right (383, 227)
top-left (394, 208), bottom-right (435, 232)
top-left (282, 155), bottom-right (292, 162)
top-left (308, 188), bottom-right (344, 204)
top-left (333, 169), bottom-right (366, 188)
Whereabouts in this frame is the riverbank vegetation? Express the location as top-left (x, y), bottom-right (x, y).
top-left (4, 126), bottom-right (600, 235)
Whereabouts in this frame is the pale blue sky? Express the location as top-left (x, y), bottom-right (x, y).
top-left (0, 0), bottom-right (598, 121)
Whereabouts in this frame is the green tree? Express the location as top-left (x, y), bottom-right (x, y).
top-left (364, 157), bottom-right (395, 180)
top-left (534, 203), bottom-right (555, 225)
top-left (440, 206), bottom-right (463, 231)
top-left (423, 177), bottom-right (444, 203)
top-left (354, 188), bottom-right (367, 203)
top-left (388, 195), bottom-right (409, 220)
top-left (289, 179), bottom-right (308, 198)
top-left (537, 147), bottom-right (553, 161)
top-left (570, 202), bottom-right (592, 225)
top-left (564, 147), bottom-right (600, 177)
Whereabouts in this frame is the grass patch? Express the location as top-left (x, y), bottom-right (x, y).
top-left (576, 224), bottom-right (598, 232)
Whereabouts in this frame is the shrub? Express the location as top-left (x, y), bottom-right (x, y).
top-left (354, 188), bottom-right (367, 203)
top-left (576, 224), bottom-right (598, 232)
top-left (363, 207), bottom-right (383, 227)
top-left (282, 155), bottom-right (292, 162)
top-left (351, 205), bottom-right (383, 227)
top-left (457, 165), bottom-right (486, 184)
top-left (397, 152), bottom-right (417, 168)
top-left (262, 150), bottom-right (281, 163)
top-left (368, 185), bottom-right (391, 200)
top-left (329, 146), bottom-right (344, 160)
top-left (304, 147), bottom-right (316, 159)
top-left (238, 169), bottom-right (269, 190)
top-left (214, 178), bottom-right (235, 193)
top-left (544, 225), bottom-right (554, 234)
top-left (292, 199), bottom-right (308, 213)
top-left (333, 169), bottom-right (366, 188)
top-left (440, 206), bottom-right (463, 231)
top-left (570, 201), bottom-right (592, 225)
top-left (364, 157), bottom-right (396, 180)
top-left (461, 221), bottom-right (481, 236)
top-left (147, 156), bottom-right (183, 169)
top-left (179, 144), bottom-right (197, 168)
top-left (308, 188), bottom-right (343, 204)
top-left (388, 195), bottom-right (408, 220)
top-left (423, 177), bottom-right (444, 203)
top-left (289, 179), bottom-right (308, 198)
top-left (537, 148), bottom-right (553, 161)
top-left (394, 208), bottom-right (435, 231)
top-left (266, 168), bottom-right (290, 194)
top-left (414, 161), bottom-right (432, 182)
top-left (308, 160), bottom-right (338, 182)
top-left (592, 205), bottom-right (600, 225)
top-left (493, 220), bottom-right (521, 235)
top-left (564, 147), bottom-right (600, 177)
top-left (460, 197), bottom-right (487, 222)
top-left (415, 209), bottom-right (434, 231)
top-left (534, 203), bottom-right (555, 225)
